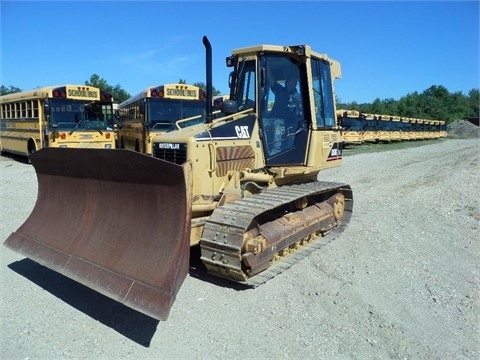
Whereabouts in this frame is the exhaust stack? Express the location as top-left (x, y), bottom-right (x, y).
top-left (203, 36), bottom-right (213, 123)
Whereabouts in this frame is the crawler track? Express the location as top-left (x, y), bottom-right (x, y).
top-left (200, 181), bottom-right (353, 286)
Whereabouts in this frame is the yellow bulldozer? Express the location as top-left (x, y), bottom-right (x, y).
top-left (4, 37), bottom-right (353, 321)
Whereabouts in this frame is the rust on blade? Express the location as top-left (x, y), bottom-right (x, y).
top-left (4, 148), bottom-right (192, 320)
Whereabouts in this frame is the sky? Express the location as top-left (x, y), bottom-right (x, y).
top-left (1, 1), bottom-right (479, 104)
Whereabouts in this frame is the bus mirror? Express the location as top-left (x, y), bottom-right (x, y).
top-left (44, 104), bottom-right (50, 115)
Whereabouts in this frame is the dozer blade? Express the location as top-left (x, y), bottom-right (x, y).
top-left (4, 148), bottom-right (192, 321)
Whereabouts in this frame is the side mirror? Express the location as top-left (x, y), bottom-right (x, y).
top-left (221, 100), bottom-right (239, 116)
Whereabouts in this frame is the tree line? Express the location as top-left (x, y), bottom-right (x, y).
top-left (337, 85), bottom-right (479, 123)
top-left (2, 77), bottom-right (478, 122)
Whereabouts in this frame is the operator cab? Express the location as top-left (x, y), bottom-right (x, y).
top-left (227, 45), bottom-right (337, 167)
top-left (227, 52), bottom-right (306, 166)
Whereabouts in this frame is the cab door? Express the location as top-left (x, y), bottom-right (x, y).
top-left (259, 55), bottom-right (308, 166)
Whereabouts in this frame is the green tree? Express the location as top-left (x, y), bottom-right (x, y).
top-left (192, 81), bottom-right (221, 96)
top-left (177, 79), bottom-right (221, 95)
top-left (382, 98), bottom-right (399, 115)
top-left (467, 89), bottom-right (479, 118)
top-left (338, 85), bottom-right (479, 123)
top-left (397, 91), bottom-right (422, 118)
top-left (85, 74), bottom-right (130, 103)
top-left (0, 85), bottom-right (22, 95)
top-left (448, 91), bottom-right (469, 121)
top-left (369, 98), bottom-right (385, 115)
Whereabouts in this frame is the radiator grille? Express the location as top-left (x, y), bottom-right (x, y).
top-left (153, 142), bottom-right (187, 165)
top-left (216, 145), bottom-right (255, 177)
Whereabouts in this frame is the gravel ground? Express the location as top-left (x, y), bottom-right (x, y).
top-left (1, 138), bottom-right (479, 360)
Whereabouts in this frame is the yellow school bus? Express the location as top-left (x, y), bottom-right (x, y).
top-left (116, 84), bottom-right (206, 155)
top-left (0, 85), bottom-right (115, 157)
top-left (336, 109), bottom-right (364, 145)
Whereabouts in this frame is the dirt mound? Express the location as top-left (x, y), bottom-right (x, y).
top-left (447, 120), bottom-right (480, 138)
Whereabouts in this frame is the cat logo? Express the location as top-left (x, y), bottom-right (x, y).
top-left (235, 125), bottom-right (250, 139)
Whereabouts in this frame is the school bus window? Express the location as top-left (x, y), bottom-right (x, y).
top-left (33, 101), bottom-right (39, 117)
top-left (29, 101), bottom-right (35, 118)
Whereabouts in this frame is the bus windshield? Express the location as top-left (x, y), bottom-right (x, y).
top-left (49, 99), bottom-right (114, 131)
top-left (148, 98), bottom-right (206, 130)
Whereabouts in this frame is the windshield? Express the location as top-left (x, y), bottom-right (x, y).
top-left (147, 98), bottom-right (206, 130)
top-left (341, 117), bottom-right (363, 131)
top-left (48, 99), bottom-right (114, 130)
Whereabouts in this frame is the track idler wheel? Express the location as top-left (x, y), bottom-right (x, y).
top-left (329, 193), bottom-right (345, 220)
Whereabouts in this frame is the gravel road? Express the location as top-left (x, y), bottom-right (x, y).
top-left (1, 138), bottom-right (479, 360)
